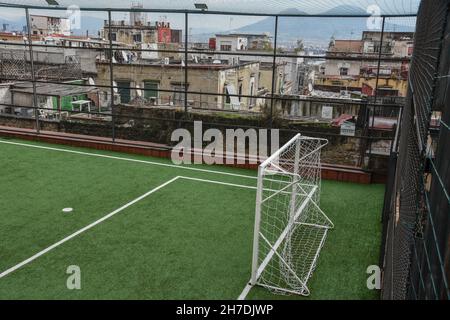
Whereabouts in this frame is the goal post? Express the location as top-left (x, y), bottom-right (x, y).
top-left (249, 134), bottom-right (333, 296)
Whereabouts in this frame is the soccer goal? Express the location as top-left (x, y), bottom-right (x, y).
top-left (250, 134), bottom-right (334, 296)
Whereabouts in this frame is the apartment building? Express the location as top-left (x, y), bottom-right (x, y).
top-left (315, 31), bottom-right (414, 97)
top-left (95, 59), bottom-right (260, 111)
top-left (214, 33), bottom-right (272, 51)
top-left (29, 15), bottom-right (71, 37)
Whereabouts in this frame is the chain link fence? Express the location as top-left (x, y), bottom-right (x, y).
top-left (381, 0), bottom-right (450, 300)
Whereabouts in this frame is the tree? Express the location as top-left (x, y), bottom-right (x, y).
top-left (294, 39), bottom-right (304, 53)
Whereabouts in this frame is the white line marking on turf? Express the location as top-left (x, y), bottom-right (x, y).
top-left (0, 176), bottom-right (180, 280)
top-left (179, 176), bottom-right (292, 195)
top-left (179, 176), bottom-right (257, 190)
top-left (238, 283), bottom-right (254, 300)
top-left (0, 139), bottom-right (257, 180)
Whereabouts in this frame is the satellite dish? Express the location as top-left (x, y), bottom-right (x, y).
top-left (88, 77), bottom-right (95, 86)
top-left (113, 81), bottom-right (118, 93)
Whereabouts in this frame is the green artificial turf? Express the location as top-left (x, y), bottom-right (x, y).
top-left (0, 137), bottom-right (385, 299)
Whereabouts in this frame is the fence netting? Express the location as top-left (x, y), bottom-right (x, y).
top-left (381, 0), bottom-right (450, 300)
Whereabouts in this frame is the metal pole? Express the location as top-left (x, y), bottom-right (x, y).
top-left (184, 12), bottom-right (189, 113)
top-left (289, 138), bottom-right (301, 221)
top-left (25, 8), bottom-right (39, 133)
top-left (367, 16), bottom-right (386, 165)
top-left (108, 10), bottom-right (116, 142)
top-left (269, 15), bottom-right (279, 127)
top-left (251, 165), bottom-right (264, 285)
top-left (374, 16), bottom-right (386, 110)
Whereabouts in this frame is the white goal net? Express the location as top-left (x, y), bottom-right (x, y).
top-left (250, 134), bottom-right (333, 296)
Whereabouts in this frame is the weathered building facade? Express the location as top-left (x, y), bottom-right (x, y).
top-left (315, 31), bottom-right (413, 97)
top-left (95, 60), bottom-right (260, 111)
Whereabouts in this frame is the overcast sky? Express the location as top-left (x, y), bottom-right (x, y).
top-left (0, 0), bottom-right (420, 31)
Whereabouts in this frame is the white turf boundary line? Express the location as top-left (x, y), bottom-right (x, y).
top-left (238, 283), bottom-right (254, 300)
top-left (0, 176), bottom-right (181, 280)
top-left (179, 176), bottom-right (257, 190)
top-left (0, 175), bottom-right (258, 299)
top-left (0, 139), bottom-right (257, 180)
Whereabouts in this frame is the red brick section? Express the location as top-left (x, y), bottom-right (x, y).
top-left (0, 126), bottom-right (376, 184)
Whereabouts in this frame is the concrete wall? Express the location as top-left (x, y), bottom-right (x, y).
top-left (0, 84), bottom-right (11, 114)
top-left (0, 103), bottom-right (395, 171)
top-left (274, 97), bottom-right (361, 118)
top-left (0, 46), bottom-right (97, 75)
top-left (259, 64), bottom-right (286, 94)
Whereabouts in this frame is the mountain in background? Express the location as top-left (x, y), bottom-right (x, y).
top-left (234, 6), bottom-right (414, 45)
top-left (234, 7), bottom-right (366, 44)
top-left (321, 5), bottom-right (367, 15)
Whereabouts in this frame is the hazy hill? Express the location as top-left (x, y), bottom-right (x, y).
top-left (235, 7), bottom-right (367, 44)
top-left (234, 6), bottom-right (415, 44)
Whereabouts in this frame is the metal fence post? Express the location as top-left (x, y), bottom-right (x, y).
top-left (269, 15), bottom-right (279, 127)
top-left (184, 12), bottom-right (189, 114)
top-left (368, 16), bottom-right (386, 161)
top-left (108, 10), bottom-right (116, 142)
top-left (25, 8), bottom-right (39, 134)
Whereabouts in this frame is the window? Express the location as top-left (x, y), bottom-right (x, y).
top-left (339, 67), bottom-right (349, 76)
top-left (238, 82), bottom-right (243, 102)
top-left (172, 84), bottom-right (187, 106)
top-left (110, 32), bottom-right (117, 41)
top-left (116, 81), bottom-right (131, 104)
top-left (223, 84), bottom-right (240, 110)
top-left (144, 81), bottom-right (159, 99)
top-left (220, 44), bottom-right (232, 51)
top-left (249, 76), bottom-right (255, 107)
top-left (133, 33), bottom-right (142, 43)
top-left (225, 88), bottom-right (231, 104)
